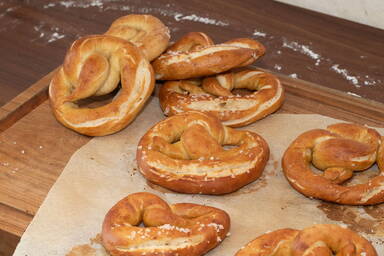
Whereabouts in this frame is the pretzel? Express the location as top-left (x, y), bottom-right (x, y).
top-left (152, 32), bottom-right (265, 80)
top-left (49, 35), bottom-right (155, 136)
top-left (235, 224), bottom-right (378, 255)
top-left (282, 123), bottom-right (384, 205)
top-left (137, 111), bottom-right (269, 194)
top-left (102, 192), bottom-right (230, 256)
top-left (159, 69), bottom-right (284, 127)
top-left (105, 14), bottom-right (170, 61)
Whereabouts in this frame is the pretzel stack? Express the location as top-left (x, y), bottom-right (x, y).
top-left (156, 31), bottom-right (285, 127)
top-left (51, 14), bottom-right (381, 256)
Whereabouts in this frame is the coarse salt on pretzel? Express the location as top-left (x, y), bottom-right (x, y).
top-left (49, 35), bottom-right (155, 136)
top-left (152, 32), bottom-right (265, 80)
top-left (159, 69), bottom-right (284, 127)
top-left (102, 192), bottom-right (230, 256)
top-left (282, 123), bottom-right (384, 205)
top-left (235, 224), bottom-right (378, 256)
top-left (105, 14), bottom-right (170, 61)
top-left (136, 111), bottom-right (269, 194)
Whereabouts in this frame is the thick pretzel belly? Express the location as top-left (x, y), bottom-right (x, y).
top-left (49, 35), bottom-right (155, 136)
top-left (105, 14), bottom-right (170, 61)
top-left (136, 111), bottom-right (269, 194)
top-left (102, 192), bottom-right (230, 256)
top-left (282, 123), bottom-right (384, 205)
top-left (153, 32), bottom-right (265, 80)
top-left (235, 224), bottom-right (377, 256)
top-left (159, 69), bottom-right (284, 127)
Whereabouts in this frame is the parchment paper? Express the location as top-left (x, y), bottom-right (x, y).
top-left (13, 96), bottom-right (384, 255)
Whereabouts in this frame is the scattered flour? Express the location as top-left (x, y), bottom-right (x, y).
top-left (48, 32), bottom-right (66, 43)
top-left (32, 23), bottom-right (66, 44)
top-left (274, 64), bottom-right (282, 71)
top-left (44, 0), bottom-right (105, 9)
top-left (280, 38), bottom-right (380, 88)
top-left (1, 0), bottom-right (381, 91)
top-left (253, 29), bottom-right (267, 37)
top-left (43, 1), bottom-right (229, 26)
top-left (0, 6), bottom-right (20, 18)
top-left (174, 13), bottom-right (228, 26)
top-left (331, 64), bottom-right (360, 88)
top-left (282, 38), bottom-right (321, 62)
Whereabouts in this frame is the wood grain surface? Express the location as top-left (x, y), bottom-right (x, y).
top-left (0, 0), bottom-right (383, 107)
top-left (0, 69), bottom-right (383, 237)
top-left (0, 1), bottom-right (384, 255)
top-left (0, 77), bottom-right (383, 255)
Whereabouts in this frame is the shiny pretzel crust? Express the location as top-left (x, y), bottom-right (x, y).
top-left (152, 32), bottom-right (265, 80)
top-left (49, 35), bottom-right (155, 136)
top-left (159, 69), bottom-right (284, 127)
top-left (136, 111), bottom-right (269, 194)
top-left (235, 224), bottom-right (377, 256)
top-left (282, 123), bottom-right (384, 205)
top-left (105, 14), bottom-right (170, 61)
top-left (102, 192), bottom-right (230, 256)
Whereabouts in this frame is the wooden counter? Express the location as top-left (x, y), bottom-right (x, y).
top-left (0, 0), bottom-right (383, 106)
top-left (0, 0), bottom-right (383, 255)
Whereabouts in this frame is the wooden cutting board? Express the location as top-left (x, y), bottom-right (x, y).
top-left (0, 67), bottom-right (383, 255)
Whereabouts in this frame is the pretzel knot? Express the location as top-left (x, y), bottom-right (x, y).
top-left (102, 192), bottom-right (230, 256)
top-left (137, 111), bottom-right (269, 194)
top-left (105, 14), bottom-right (170, 61)
top-left (49, 35), bottom-right (155, 136)
top-left (235, 224), bottom-right (377, 256)
top-left (159, 69), bottom-right (284, 127)
top-left (282, 123), bottom-right (384, 205)
top-left (152, 32), bottom-right (265, 80)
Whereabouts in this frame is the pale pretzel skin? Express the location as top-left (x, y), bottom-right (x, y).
top-left (152, 32), bottom-right (265, 80)
top-left (102, 192), bottom-right (230, 256)
top-left (159, 69), bottom-right (284, 127)
top-left (136, 111), bottom-right (269, 194)
top-left (49, 35), bottom-right (155, 136)
top-left (282, 123), bottom-right (384, 205)
top-left (235, 224), bottom-right (377, 256)
top-left (105, 14), bottom-right (170, 61)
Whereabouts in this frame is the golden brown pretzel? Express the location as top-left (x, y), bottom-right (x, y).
top-left (159, 69), bottom-right (284, 127)
top-left (105, 14), bottom-right (170, 61)
top-left (152, 32), bottom-right (265, 80)
top-left (136, 111), bottom-right (269, 194)
top-left (49, 35), bottom-right (155, 136)
top-left (102, 192), bottom-right (230, 256)
top-left (235, 224), bottom-right (378, 256)
top-left (282, 123), bottom-right (384, 205)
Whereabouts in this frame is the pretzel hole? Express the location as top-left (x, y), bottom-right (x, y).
top-left (75, 86), bottom-right (120, 108)
top-left (309, 163), bottom-right (380, 185)
top-left (223, 144), bottom-right (239, 150)
top-left (343, 164), bottom-right (380, 186)
top-left (231, 88), bottom-right (254, 96)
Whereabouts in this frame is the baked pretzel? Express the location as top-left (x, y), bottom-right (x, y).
top-left (282, 123), bottom-right (384, 205)
top-left (152, 32), bottom-right (265, 80)
top-left (105, 14), bottom-right (170, 61)
top-left (49, 35), bottom-right (155, 136)
top-left (102, 192), bottom-right (230, 256)
top-left (136, 111), bottom-right (269, 194)
top-left (235, 224), bottom-right (377, 255)
top-left (159, 69), bottom-right (284, 127)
